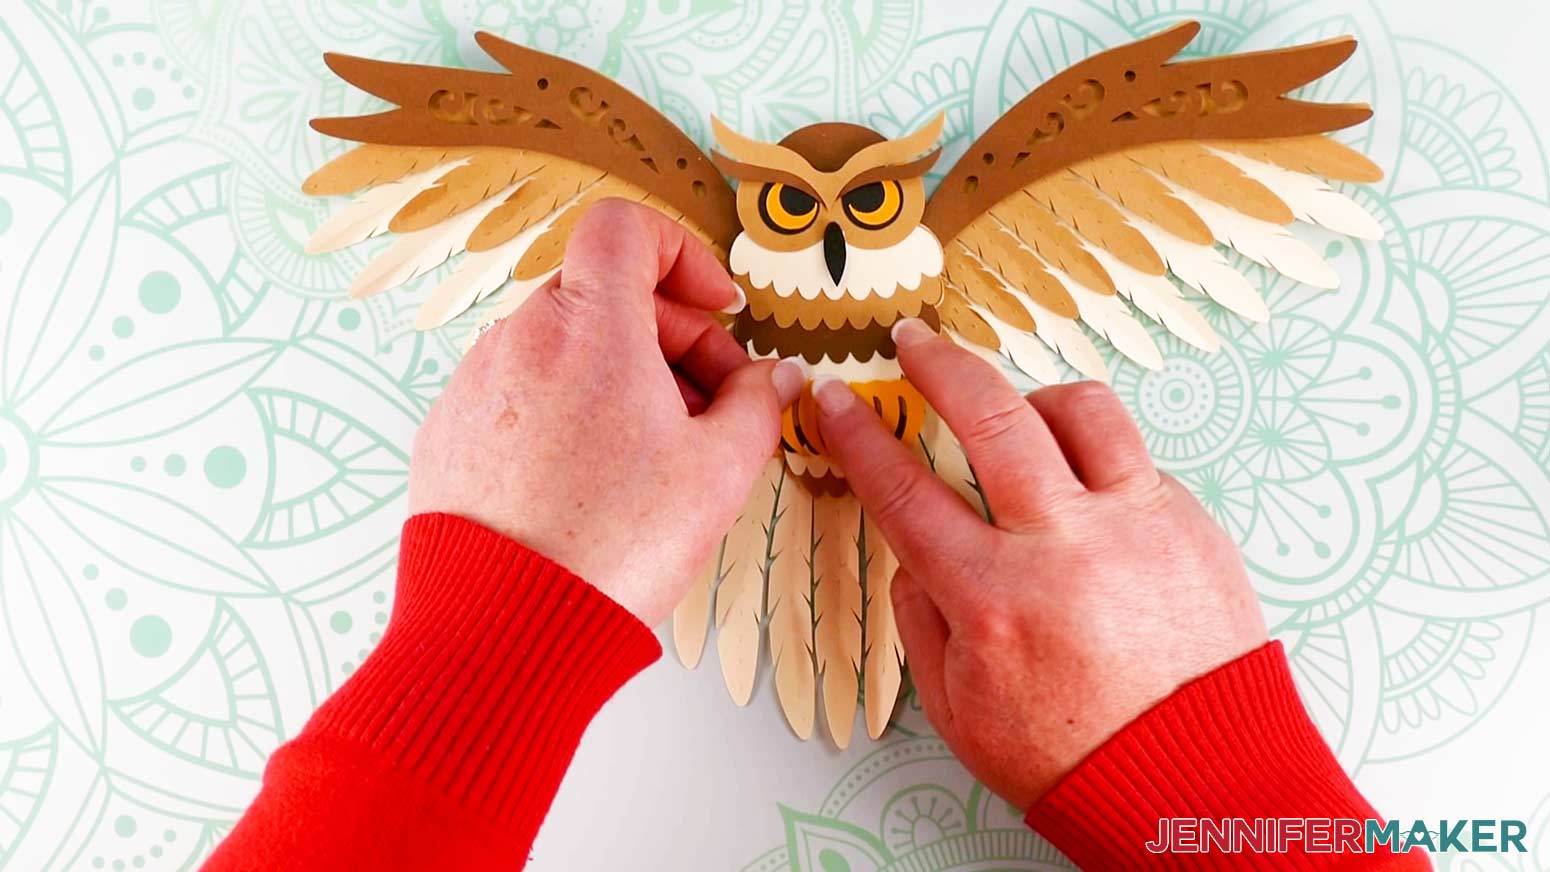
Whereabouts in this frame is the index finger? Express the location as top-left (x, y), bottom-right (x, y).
top-left (557, 198), bottom-right (740, 320)
top-left (811, 376), bottom-right (991, 617)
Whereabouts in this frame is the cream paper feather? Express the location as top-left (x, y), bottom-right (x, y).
top-left (305, 161), bottom-right (468, 254)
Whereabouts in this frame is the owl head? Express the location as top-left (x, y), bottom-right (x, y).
top-left (711, 115), bottom-right (945, 286)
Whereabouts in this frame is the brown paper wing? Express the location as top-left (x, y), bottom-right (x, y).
top-left (301, 32), bottom-right (737, 330)
top-left (924, 22), bottom-right (1384, 381)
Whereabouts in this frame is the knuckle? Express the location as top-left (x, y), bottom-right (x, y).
top-left (869, 465), bottom-right (928, 522)
top-left (962, 402), bottom-right (1030, 450)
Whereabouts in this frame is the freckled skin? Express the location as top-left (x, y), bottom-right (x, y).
top-left (814, 330), bottom-right (1267, 809)
top-left (409, 201), bottom-right (799, 626)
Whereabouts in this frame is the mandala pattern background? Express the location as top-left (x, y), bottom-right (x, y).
top-left (0, 2), bottom-right (1546, 870)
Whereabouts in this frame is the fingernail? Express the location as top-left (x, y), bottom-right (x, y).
top-left (719, 283), bottom-right (747, 315)
top-left (770, 356), bottom-right (810, 404)
top-left (891, 317), bottom-right (935, 347)
top-left (812, 374), bottom-right (855, 415)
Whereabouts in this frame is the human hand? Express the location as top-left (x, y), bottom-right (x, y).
top-left (409, 200), bottom-right (806, 626)
top-left (812, 317), bottom-right (1267, 809)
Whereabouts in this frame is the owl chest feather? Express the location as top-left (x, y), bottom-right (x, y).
top-left (729, 227), bottom-right (945, 381)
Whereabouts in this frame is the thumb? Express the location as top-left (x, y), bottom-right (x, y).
top-left (698, 357), bottom-right (808, 469)
top-left (892, 569), bottom-right (955, 737)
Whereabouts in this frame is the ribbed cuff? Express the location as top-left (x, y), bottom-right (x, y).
top-left (1027, 641), bottom-right (1423, 870)
top-left (292, 513), bottom-right (660, 846)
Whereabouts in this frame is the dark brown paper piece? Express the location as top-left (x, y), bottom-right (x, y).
top-left (923, 21), bottom-right (1371, 242)
top-left (312, 31), bottom-right (739, 249)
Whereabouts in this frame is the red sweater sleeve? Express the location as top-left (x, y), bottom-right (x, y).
top-left (202, 513), bottom-right (660, 871)
top-left (1026, 641), bottom-right (1431, 870)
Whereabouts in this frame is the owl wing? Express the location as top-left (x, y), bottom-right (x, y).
top-left (302, 32), bottom-right (737, 330)
top-left (923, 22), bottom-right (1384, 381)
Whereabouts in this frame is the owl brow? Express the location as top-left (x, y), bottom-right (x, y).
top-left (838, 149), bottom-right (942, 196)
top-left (709, 153), bottom-right (822, 200)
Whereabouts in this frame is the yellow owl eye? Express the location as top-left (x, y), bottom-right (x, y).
top-left (842, 180), bottom-right (903, 229)
top-left (759, 182), bottom-right (818, 234)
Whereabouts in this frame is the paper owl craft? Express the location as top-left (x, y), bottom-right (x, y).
top-left (303, 22), bottom-right (1383, 747)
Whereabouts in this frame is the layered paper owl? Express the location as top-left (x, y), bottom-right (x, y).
top-left (303, 23), bottom-right (1383, 747)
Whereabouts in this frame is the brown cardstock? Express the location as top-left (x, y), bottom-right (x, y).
top-left (312, 30), bottom-right (740, 250)
top-left (922, 21), bottom-right (1371, 243)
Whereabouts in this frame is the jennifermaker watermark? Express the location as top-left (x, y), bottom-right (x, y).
top-left (1146, 818), bottom-right (1528, 854)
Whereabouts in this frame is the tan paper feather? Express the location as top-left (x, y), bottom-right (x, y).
top-left (1212, 135), bottom-right (1383, 184)
top-left (813, 495), bottom-right (863, 748)
top-left (513, 178), bottom-right (643, 280)
top-left (1089, 245), bottom-right (1219, 353)
top-left (973, 302), bottom-right (1062, 385)
top-left (1027, 173), bottom-right (1165, 275)
top-left (1167, 185), bottom-right (1339, 289)
top-left (990, 198), bottom-right (1118, 296)
top-left (305, 161), bottom-right (465, 254)
top-left (1070, 155), bottom-right (1213, 245)
top-left (1051, 265), bottom-right (1163, 370)
top-left (944, 245), bottom-right (1037, 332)
top-left (416, 220), bottom-right (558, 330)
top-left (714, 458), bottom-right (784, 706)
top-left (467, 162), bottom-right (606, 252)
top-left (674, 556), bottom-right (720, 669)
top-left (767, 477), bottom-right (816, 739)
top-left (302, 144), bottom-right (477, 196)
top-left (1211, 150), bottom-right (1383, 240)
top-left (1128, 142), bottom-right (1294, 226)
top-left (1124, 208), bottom-right (1269, 321)
top-left (389, 150), bottom-right (545, 233)
top-left (347, 182), bottom-right (519, 300)
top-left (920, 414), bottom-right (984, 516)
top-left (859, 514), bottom-right (900, 740)
top-left (957, 222), bottom-right (1078, 319)
top-left (936, 286), bottom-right (1001, 350)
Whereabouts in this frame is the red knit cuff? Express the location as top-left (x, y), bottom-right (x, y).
top-left (1026, 641), bottom-right (1425, 870)
top-left (293, 513), bottom-right (660, 848)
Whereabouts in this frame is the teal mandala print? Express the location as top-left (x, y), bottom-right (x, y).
top-left (1, 1), bottom-right (1547, 870)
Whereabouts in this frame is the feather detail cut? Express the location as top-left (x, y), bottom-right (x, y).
top-left (860, 514), bottom-right (901, 740)
top-left (1089, 245), bottom-right (1219, 353)
top-left (1167, 186), bottom-right (1340, 290)
top-left (302, 144), bottom-right (477, 196)
top-left (305, 161), bottom-right (466, 254)
top-left (956, 222), bottom-right (1077, 319)
top-left (467, 161), bottom-right (607, 252)
top-left (1209, 149), bottom-right (1383, 240)
top-left (1024, 294), bottom-right (1108, 381)
top-left (1049, 265), bottom-right (1163, 370)
top-left (936, 286), bottom-right (1001, 350)
top-left (972, 302), bottom-right (1062, 385)
top-left (919, 413), bottom-right (984, 517)
top-left (389, 150), bottom-right (545, 233)
top-left (714, 458), bottom-right (784, 706)
top-left (767, 477), bottom-right (816, 739)
top-left (813, 495), bottom-right (863, 749)
top-left (1128, 143), bottom-right (1294, 226)
top-left (1027, 173), bottom-right (1165, 275)
top-left (989, 196), bottom-right (1118, 295)
top-left (346, 182), bottom-right (519, 300)
top-left (1069, 155), bottom-right (1213, 245)
top-left (415, 211), bottom-right (560, 329)
top-left (1211, 135), bottom-right (1383, 184)
top-left (513, 178), bottom-right (644, 279)
top-left (944, 245), bottom-right (1036, 331)
top-left (1125, 208), bottom-right (1269, 321)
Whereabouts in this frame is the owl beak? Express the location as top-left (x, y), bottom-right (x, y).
top-left (822, 222), bottom-right (846, 286)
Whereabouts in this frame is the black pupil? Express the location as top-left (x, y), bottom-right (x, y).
top-left (778, 185), bottom-right (814, 215)
top-left (846, 182), bottom-right (886, 212)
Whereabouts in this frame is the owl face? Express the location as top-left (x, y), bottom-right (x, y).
top-left (712, 117), bottom-right (943, 284)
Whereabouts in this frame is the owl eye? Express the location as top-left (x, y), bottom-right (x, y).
top-left (842, 180), bottom-right (903, 229)
top-left (759, 182), bottom-right (818, 234)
